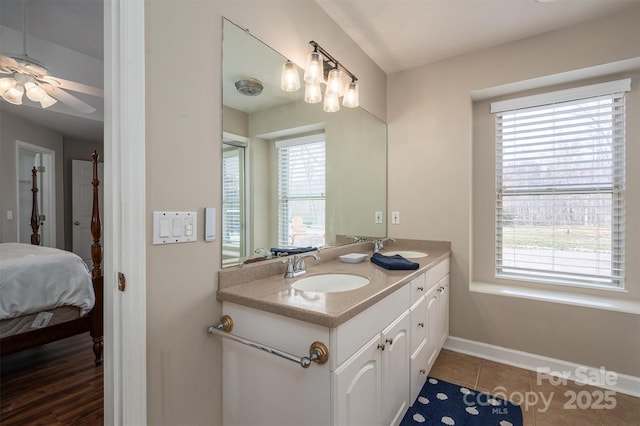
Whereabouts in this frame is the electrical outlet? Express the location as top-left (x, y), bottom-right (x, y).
top-left (391, 211), bottom-right (400, 224)
top-left (375, 211), bottom-right (383, 224)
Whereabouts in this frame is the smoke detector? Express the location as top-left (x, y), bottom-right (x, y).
top-left (235, 78), bottom-right (263, 96)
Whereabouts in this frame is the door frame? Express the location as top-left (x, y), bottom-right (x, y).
top-left (104, 0), bottom-right (147, 424)
top-left (15, 140), bottom-right (55, 247)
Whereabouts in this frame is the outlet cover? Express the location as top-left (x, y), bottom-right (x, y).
top-left (392, 211), bottom-right (400, 224)
top-left (375, 211), bottom-right (383, 224)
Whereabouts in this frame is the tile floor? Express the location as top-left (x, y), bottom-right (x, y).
top-left (429, 349), bottom-right (640, 426)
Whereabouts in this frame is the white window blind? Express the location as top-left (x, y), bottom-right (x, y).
top-left (276, 135), bottom-right (326, 248)
top-left (222, 149), bottom-right (242, 250)
top-left (493, 81), bottom-right (629, 288)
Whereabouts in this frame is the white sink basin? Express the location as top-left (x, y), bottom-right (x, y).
top-left (291, 273), bottom-right (370, 293)
top-left (382, 250), bottom-right (428, 259)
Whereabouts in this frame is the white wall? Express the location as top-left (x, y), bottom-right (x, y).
top-left (388, 8), bottom-right (640, 376)
top-left (144, 1), bottom-right (386, 424)
top-left (0, 110), bottom-right (65, 248)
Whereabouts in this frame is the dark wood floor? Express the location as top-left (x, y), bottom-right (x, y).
top-left (0, 332), bottom-right (103, 425)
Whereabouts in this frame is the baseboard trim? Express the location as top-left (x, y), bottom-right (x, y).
top-left (443, 336), bottom-right (640, 397)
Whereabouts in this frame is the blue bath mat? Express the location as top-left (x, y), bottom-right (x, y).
top-left (400, 377), bottom-right (523, 426)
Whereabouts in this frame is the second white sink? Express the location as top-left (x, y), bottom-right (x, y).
top-left (292, 273), bottom-right (370, 293)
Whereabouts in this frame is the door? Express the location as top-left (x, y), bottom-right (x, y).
top-left (72, 159), bottom-right (104, 263)
top-left (16, 143), bottom-right (54, 247)
top-left (334, 334), bottom-right (383, 426)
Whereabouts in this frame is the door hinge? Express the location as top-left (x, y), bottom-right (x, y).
top-left (37, 166), bottom-right (45, 173)
top-left (39, 214), bottom-right (46, 221)
top-left (118, 272), bottom-right (126, 292)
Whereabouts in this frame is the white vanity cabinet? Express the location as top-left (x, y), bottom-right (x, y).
top-left (220, 256), bottom-right (450, 426)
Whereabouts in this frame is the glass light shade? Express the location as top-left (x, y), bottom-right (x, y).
top-left (281, 60), bottom-right (300, 92)
top-left (0, 77), bottom-right (16, 95)
top-left (343, 81), bottom-right (359, 108)
top-left (25, 82), bottom-right (47, 102)
top-left (39, 93), bottom-right (57, 108)
top-left (304, 82), bottom-right (322, 104)
top-left (2, 84), bottom-right (24, 105)
top-left (303, 51), bottom-right (323, 83)
top-left (326, 68), bottom-right (344, 97)
top-left (323, 91), bottom-right (340, 112)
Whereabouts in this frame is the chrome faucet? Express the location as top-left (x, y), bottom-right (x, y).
top-left (373, 237), bottom-right (395, 253)
top-left (283, 252), bottom-right (320, 278)
top-left (254, 248), bottom-right (273, 259)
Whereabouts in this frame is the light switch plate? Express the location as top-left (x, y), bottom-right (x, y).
top-left (153, 211), bottom-right (198, 244)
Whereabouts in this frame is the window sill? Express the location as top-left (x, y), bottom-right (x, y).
top-left (470, 282), bottom-right (640, 315)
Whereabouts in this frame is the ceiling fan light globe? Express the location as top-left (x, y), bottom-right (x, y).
top-left (39, 93), bottom-right (57, 108)
top-left (25, 82), bottom-right (46, 102)
top-left (0, 77), bottom-right (17, 95)
top-left (2, 84), bottom-right (24, 105)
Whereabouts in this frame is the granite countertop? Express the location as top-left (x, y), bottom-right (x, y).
top-left (217, 239), bottom-right (451, 328)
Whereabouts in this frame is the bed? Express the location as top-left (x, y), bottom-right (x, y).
top-left (0, 151), bottom-right (103, 365)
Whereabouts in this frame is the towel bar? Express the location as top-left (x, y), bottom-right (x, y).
top-left (208, 315), bottom-right (329, 369)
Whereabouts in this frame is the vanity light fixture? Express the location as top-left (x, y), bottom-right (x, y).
top-left (281, 41), bottom-right (359, 112)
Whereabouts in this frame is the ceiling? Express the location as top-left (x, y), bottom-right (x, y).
top-left (1, 0), bottom-right (638, 142)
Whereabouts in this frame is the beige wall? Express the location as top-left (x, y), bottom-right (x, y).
top-left (144, 1), bottom-right (386, 424)
top-left (0, 110), bottom-right (65, 248)
top-left (388, 8), bottom-right (640, 377)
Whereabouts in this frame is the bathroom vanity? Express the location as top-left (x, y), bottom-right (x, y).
top-left (216, 240), bottom-right (450, 426)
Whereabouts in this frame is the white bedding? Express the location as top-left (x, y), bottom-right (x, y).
top-left (0, 243), bottom-right (95, 320)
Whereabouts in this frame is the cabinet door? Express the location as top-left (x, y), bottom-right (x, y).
top-left (438, 275), bottom-right (450, 348)
top-left (381, 310), bottom-right (411, 426)
top-left (425, 284), bottom-right (440, 370)
top-left (334, 334), bottom-right (383, 426)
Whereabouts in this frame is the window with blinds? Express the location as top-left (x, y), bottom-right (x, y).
top-left (492, 79), bottom-right (630, 288)
top-left (276, 134), bottom-right (326, 248)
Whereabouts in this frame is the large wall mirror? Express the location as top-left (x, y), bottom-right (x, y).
top-left (221, 18), bottom-right (387, 267)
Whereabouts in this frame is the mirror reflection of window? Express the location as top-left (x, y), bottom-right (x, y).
top-left (276, 133), bottom-right (326, 248)
top-left (222, 140), bottom-right (246, 261)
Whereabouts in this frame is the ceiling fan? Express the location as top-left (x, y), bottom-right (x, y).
top-left (0, 0), bottom-right (102, 113)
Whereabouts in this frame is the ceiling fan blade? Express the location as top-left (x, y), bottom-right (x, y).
top-left (43, 85), bottom-right (97, 113)
top-left (39, 75), bottom-right (104, 97)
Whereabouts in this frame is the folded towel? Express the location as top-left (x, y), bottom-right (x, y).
top-left (370, 252), bottom-right (419, 270)
top-left (271, 246), bottom-right (317, 256)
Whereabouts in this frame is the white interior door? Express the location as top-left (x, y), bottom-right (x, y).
top-left (72, 159), bottom-right (104, 263)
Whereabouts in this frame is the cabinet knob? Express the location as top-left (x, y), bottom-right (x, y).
top-left (385, 337), bottom-right (393, 345)
top-left (377, 343), bottom-right (385, 351)
top-left (417, 286), bottom-right (424, 291)
top-left (419, 369), bottom-right (426, 375)
top-left (418, 322), bottom-right (424, 328)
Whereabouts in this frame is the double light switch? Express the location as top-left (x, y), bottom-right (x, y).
top-left (153, 211), bottom-right (197, 245)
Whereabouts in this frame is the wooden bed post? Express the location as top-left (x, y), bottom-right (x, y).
top-left (30, 167), bottom-right (40, 246)
top-left (90, 151), bottom-right (104, 365)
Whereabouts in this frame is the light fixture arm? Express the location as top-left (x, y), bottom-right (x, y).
top-left (309, 41), bottom-right (357, 83)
